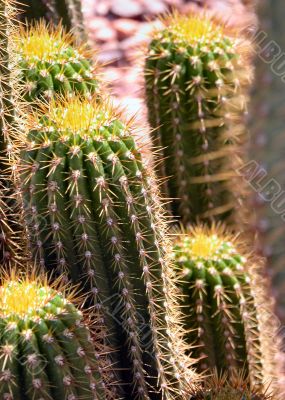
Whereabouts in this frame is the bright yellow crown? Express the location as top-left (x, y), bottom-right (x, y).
top-left (15, 21), bottom-right (76, 61)
top-left (162, 12), bottom-right (226, 44)
top-left (0, 275), bottom-right (52, 317)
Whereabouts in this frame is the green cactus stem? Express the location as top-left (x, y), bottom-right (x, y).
top-left (145, 11), bottom-right (253, 226)
top-left (14, 22), bottom-right (98, 102)
top-left (18, 0), bottom-right (86, 42)
top-left (0, 0), bottom-right (25, 266)
top-left (173, 224), bottom-right (282, 397)
top-left (0, 270), bottom-right (112, 400)
top-left (19, 96), bottom-right (198, 400)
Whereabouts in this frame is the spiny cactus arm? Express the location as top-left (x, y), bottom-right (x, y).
top-left (0, 324), bottom-right (22, 399)
top-left (34, 319), bottom-right (81, 399)
top-left (18, 326), bottom-right (52, 399)
top-left (145, 13), bottom-right (253, 225)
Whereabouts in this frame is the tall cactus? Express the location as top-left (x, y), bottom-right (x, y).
top-left (0, 0), bottom-right (25, 266)
top-left (14, 22), bottom-right (98, 102)
top-left (0, 270), bottom-right (112, 400)
top-left (18, 0), bottom-right (86, 42)
top-left (173, 224), bottom-right (282, 397)
top-left (144, 11), bottom-right (253, 226)
top-left (19, 96), bottom-right (198, 400)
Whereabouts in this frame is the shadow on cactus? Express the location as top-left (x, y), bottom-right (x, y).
top-left (14, 21), bottom-right (99, 102)
top-left (0, 268), bottom-right (115, 400)
top-left (172, 224), bottom-right (283, 397)
top-left (144, 11), bottom-right (253, 226)
top-left (19, 95), bottom-right (199, 399)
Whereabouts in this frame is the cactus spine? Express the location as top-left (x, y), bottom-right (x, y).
top-left (0, 271), bottom-right (110, 400)
top-left (19, 96), bottom-right (198, 400)
top-left (145, 12), bottom-right (253, 226)
top-left (14, 22), bottom-right (98, 102)
top-left (173, 225), bottom-right (282, 397)
top-left (18, 0), bottom-right (86, 42)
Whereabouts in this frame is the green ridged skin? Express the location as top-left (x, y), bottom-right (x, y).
top-left (145, 12), bottom-right (253, 226)
top-left (173, 226), bottom-right (282, 396)
top-left (0, 0), bottom-right (23, 266)
top-left (19, 97), bottom-right (197, 400)
top-left (15, 23), bottom-right (98, 102)
top-left (18, 0), bottom-right (86, 41)
top-left (0, 277), bottom-right (107, 400)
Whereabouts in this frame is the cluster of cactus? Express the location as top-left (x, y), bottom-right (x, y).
top-left (0, 271), bottom-right (113, 400)
top-left (172, 225), bottom-right (282, 397)
top-left (0, 0), bottom-right (283, 399)
top-left (145, 12), bottom-right (253, 226)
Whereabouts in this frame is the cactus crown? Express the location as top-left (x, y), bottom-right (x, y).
top-left (33, 97), bottom-right (120, 134)
top-left (15, 22), bottom-right (83, 61)
top-left (159, 12), bottom-right (227, 44)
top-left (0, 271), bottom-right (70, 319)
top-left (175, 225), bottom-right (244, 265)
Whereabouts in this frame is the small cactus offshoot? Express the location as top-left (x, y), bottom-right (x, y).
top-left (173, 224), bottom-right (282, 397)
top-left (145, 11), bottom-right (253, 226)
top-left (19, 96), bottom-right (198, 400)
top-left (0, 270), bottom-right (109, 400)
top-left (14, 22), bottom-right (98, 102)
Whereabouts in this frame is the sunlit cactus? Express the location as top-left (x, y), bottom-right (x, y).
top-left (0, 270), bottom-right (112, 400)
top-left (14, 22), bottom-right (98, 102)
top-left (18, 0), bottom-right (86, 41)
top-left (173, 224), bottom-right (282, 397)
top-left (145, 11), bottom-right (253, 226)
top-left (19, 96), bottom-right (198, 400)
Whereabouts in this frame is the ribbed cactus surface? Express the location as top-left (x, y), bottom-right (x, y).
top-left (18, 0), bottom-right (86, 41)
top-left (145, 12), bottom-right (253, 226)
top-left (20, 96), bottom-right (197, 400)
top-left (0, 272), bottom-right (108, 400)
top-left (0, 0), bottom-right (23, 266)
top-left (173, 225), bottom-right (281, 396)
top-left (15, 23), bottom-right (98, 101)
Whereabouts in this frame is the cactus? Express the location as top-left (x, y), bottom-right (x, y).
top-left (173, 224), bottom-right (282, 397)
top-left (19, 96), bottom-right (198, 400)
top-left (0, 270), bottom-right (111, 400)
top-left (18, 0), bottom-right (86, 42)
top-left (14, 22), bottom-right (98, 102)
top-left (144, 11), bottom-right (253, 226)
top-left (0, 0), bottom-right (25, 266)
top-left (193, 370), bottom-right (271, 399)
